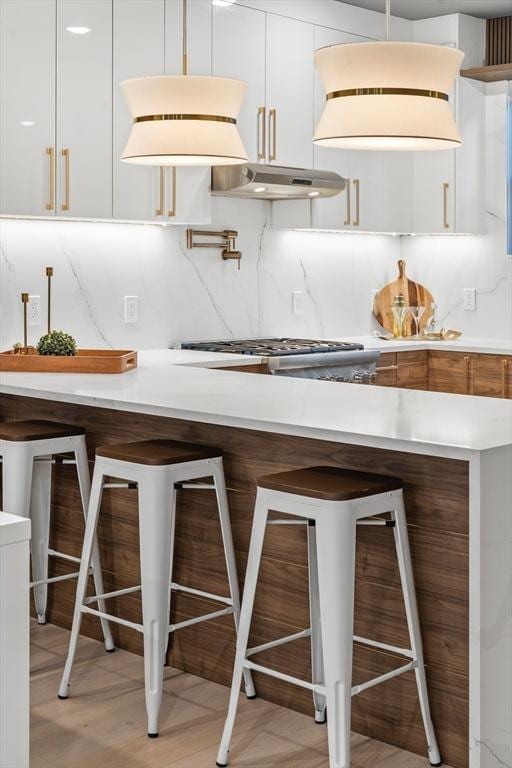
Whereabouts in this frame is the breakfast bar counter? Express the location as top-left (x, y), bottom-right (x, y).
top-left (1, 350), bottom-right (511, 768)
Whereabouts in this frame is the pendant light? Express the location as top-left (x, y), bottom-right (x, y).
top-left (313, 0), bottom-right (464, 151)
top-left (120, 0), bottom-right (248, 165)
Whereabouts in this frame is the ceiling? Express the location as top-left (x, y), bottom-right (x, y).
top-left (338, 0), bottom-right (512, 20)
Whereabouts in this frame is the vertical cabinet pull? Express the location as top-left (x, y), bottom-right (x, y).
top-left (443, 182), bottom-right (450, 229)
top-left (46, 147), bottom-right (55, 211)
top-left (352, 178), bottom-right (360, 227)
top-left (268, 108), bottom-right (277, 161)
top-left (156, 166), bottom-right (164, 216)
top-left (464, 355), bottom-right (473, 394)
top-left (168, 167), bottom-right (177, 218)
top-left (344, 178), bottom-right (351, 226)
top-left (502, 359), bottom-right (509, 398)
top-left (60, 149), bottom-right (70, 211)
top-left (257, 106), bottom-right (266, 161)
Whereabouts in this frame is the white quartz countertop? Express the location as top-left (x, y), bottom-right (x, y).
top-left (1, 348), bottom-right (511, 459)
top-left (0, 511), bottom-right (31, 547)
top-left (334, 336), bottom-right (512, 355)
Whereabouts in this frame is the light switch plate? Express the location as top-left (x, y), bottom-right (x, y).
top-left (28, 295), bottom-right (41, 326)
top-left (124, 295), bottom-right (139, 324)
top-left (292, 290), bottom-right (304, 316)
top-left (463, 288), bottom-right (476, 311)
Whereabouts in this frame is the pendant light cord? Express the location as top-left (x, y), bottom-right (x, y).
top-left (385, 0), bottom-right (391, 41)
top-left (182, 0), bottom-right (188, 75)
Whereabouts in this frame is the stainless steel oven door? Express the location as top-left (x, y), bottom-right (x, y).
top-left (267, 350), bottom-right (380, 383)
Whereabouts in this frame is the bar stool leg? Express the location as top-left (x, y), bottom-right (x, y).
top-left (74, 439), bottom-right (115, 652)
top-left (164, 482), bottom-right (177, 659)
top-left (30, 456), bottom-right (52, 624)
top-left (216, 491), bottom-right (269, 768)
top-left (138, 471), bottom-right (174, 738)
top-left (58, 466), bottom-right (105, 699)
top-left (212, 460), bottom-right (256, 700)
top-left (392, 494), bottom-right (442, 767)
top-left (315, 511), bottom-right (356, 768)
top-left (307, 521), bottom-right (326, 724)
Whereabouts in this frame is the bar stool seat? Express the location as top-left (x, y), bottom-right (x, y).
top-left (0, 420), bottom-right (113, 650)
top-left (217, 466), bottom-right (441, 768)
top-left (0, 420), bottom-right (85, 441)
top-left (258, 466), bottom-right (403, 500)
top-left (96, 439), bottom-right (221, 465)
top-left (59, 438), bottom-right (255, 737)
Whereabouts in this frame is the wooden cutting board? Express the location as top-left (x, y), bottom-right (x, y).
top-left (373, 260), bottom-right (434, 336)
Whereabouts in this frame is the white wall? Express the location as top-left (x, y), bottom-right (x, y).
top-left (1, 194), bottom-right (510, 349)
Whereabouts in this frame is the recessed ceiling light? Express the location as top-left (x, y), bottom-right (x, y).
top-left (212, 0), bottom-right (236, 6)
top-left (66, 26), bottom-right (91, 34)
top-left (308, 191), bottom-right (320, 197)
top-left (253, 186), bottom-right (266, 193)
top-left (19, 120), bottom-right (35, 127)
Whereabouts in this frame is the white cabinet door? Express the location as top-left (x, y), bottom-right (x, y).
top-left (0, 0), bottom-right (56, 216)
top-left (266, 14), bottom-right (314, 168)
top-left (164, 0), bottom-right (211, 224)
top-left (113, 0), bottom-right (165, 222)
top-left (212, 1), bottom-right (266, 163)
top-left (311, 27), bottom-right (362, 230)
top-left (56, 0), bottom-right (112, 218)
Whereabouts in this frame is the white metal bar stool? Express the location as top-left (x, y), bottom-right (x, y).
top-left (217, 466), bottom-right (442, 768)
top-left (0, 420), bottom-right (114, 650)
top-left (58, 438), bottom-right (256, 737)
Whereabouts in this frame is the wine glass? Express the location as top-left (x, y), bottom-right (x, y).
top-left (409, 306), bottom-right (425, 339)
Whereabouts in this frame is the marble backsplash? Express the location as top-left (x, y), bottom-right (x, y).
top-left (0, 195), bottom-right (510, 349)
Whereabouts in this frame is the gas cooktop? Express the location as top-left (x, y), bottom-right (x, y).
top-left (180, 338), bottom-right (364, 357)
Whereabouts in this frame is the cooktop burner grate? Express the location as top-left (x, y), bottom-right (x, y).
top-left (181, 338), bottom-right (364, 356)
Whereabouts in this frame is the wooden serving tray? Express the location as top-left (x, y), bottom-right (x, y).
top-left (0, 349), bottom-right (137, 374)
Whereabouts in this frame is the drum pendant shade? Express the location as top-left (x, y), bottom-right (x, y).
top-left (121, 75), bottom-right (248, 166)
top-left (314, 42), bottom-right (465, 151)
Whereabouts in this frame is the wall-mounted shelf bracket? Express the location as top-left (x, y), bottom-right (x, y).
top-left (186, 229), bottom-right (241, 269)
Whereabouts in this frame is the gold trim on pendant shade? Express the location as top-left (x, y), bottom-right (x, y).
top-left (134, 113), bottom-right (237, 124)
top-left (326, 87), bottom-right (449, 101)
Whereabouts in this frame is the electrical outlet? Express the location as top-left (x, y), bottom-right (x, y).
top-left (124, 295), bottom-right (139, 324)
top-left (463, 288), bottom-right (476, 311)
top-left (292, 290), bottom-right (304, 316)
top-left (28, 295), bottom-right (41, 326)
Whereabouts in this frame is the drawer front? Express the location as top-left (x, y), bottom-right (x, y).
top-left (397, 350), bottom-right (428, 366)
top-left (397, 361), bottom-right (429, 390)
top-left (375, 352), bottom-right (398, 387)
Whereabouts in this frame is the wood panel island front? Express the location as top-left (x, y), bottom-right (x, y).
top-left (0, 350), bottom-right (510, 768)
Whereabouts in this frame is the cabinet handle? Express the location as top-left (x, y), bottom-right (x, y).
top-left (257, 106), bottom-right (266, 161)
top-left (344, 178), bottom-right (351, 226)
top-left (268, 108), bottom-right (277, 161)
top-left (60, 148), bottom-right (70, 211)
top-left (502, 359), bottom-right (509, 398)
top-left (168, 166), bottom-right (177, 218)
top-left (352, 178), bottom-right (360, 227)
top-left (443, 182), bottom-right (450, 229)
top-left (375, 364), bottom-right (398, 372)
top-left (155, 166), bottom-right (164, 216)
top-left (46, 147), bottom-right (55, 211)
top-left (464, 355), bottom-right (473, 394)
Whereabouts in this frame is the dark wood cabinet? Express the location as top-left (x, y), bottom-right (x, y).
top-left (473, 354), bottom-right (512, 399)
top-left (397, 350), bottom-right (429, 390)
top-left (428, 351), bottom-right (473, 395)
top-left (374, 352), bottom-right (398, 387)
top-left (429, 351), bottom-right (512, 398)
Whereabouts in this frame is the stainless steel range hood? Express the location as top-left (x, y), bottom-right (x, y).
top-left (211, 163), bottom-right (345, 200)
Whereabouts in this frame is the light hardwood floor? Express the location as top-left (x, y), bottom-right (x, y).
top-left (30, 622), bottom-right (448, 768)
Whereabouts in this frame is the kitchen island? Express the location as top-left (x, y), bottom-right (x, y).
top-left (1, 350), bottom-right (510, 768)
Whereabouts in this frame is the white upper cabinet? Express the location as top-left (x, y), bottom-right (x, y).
top-left (0, 0), bottom-right (56, 216)
top-left (57, 0), bottom-right (112, 218)
top-left (212, 2), bottom-right (266, 163)
top-left (265, 14), bottom-right (314, 168)
top-left (113, 0), bottom-right (165, 222)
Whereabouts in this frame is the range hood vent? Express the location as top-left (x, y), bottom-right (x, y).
top-left (211, 163), bottom-right (345, 200)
